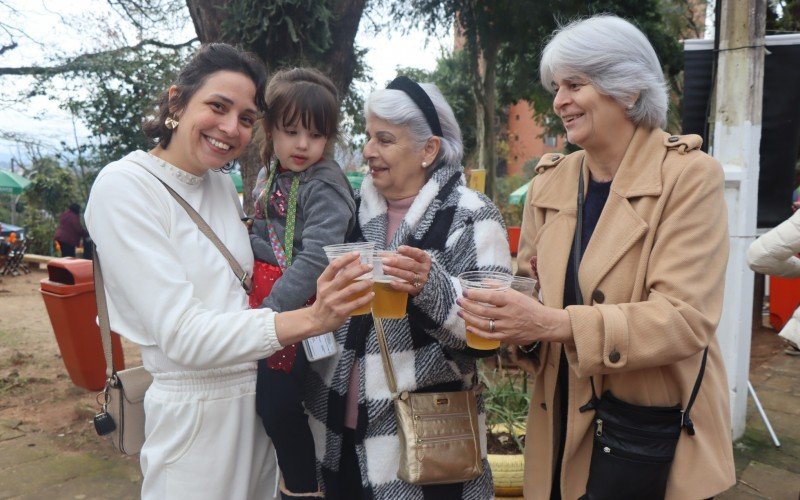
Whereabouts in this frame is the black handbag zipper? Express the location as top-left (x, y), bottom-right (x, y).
top-left (595, 418), bottom-right (679, 439)
top-left (597, 442), bottom-right (674, 463)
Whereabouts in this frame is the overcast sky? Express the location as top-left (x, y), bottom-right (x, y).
top-left (0, 0), bottom-right (452, 164)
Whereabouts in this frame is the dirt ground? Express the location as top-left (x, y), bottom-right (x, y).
top-left (0, 268), bottom-right (787, 463)
top-left (0, 270), bottom-right (141, 466)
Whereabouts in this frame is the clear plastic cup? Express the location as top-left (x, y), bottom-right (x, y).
top-left (372, 251), bottom-right (409, 319)
top-left (323, 242), bottom-right (375, 316)
top-left (510, 276), bottom-right (538, 296)
top-left (457, 271), bottom-right (513, 349)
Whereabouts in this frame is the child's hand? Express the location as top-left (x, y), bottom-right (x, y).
top-left (241, 217), bottom-right (254, 234)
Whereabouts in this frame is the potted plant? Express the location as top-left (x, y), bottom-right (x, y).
top-left (480, 359), bottom-right (530, 498)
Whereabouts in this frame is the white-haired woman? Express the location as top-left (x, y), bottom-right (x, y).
top-left (304, 76), bottom-right (511, 499)
top-left (458, 15), bottom-right (735, 500)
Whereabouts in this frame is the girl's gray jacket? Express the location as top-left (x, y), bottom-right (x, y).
top-left (250, 159), bottom-right (356, 312)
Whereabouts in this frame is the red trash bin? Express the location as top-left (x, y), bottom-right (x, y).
top-left (40, 257), bottom-right (124, 391)
top-left (769, 275), bottom-right (800, 331)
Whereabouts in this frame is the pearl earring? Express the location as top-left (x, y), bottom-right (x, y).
top-left (165, 116), bottom-right (179, 129)
top-left (421, 161), bottom-right (428, 169)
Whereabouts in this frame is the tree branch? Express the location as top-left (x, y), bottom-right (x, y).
top-left (0, 41), bottom-right (17, 55)
top-left (0, 38), bottom-right (197, 76)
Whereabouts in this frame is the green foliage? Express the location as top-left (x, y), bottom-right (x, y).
top-left (17, 156), bottom-right (81, 255)
top-left (768, 0), bottom-right (800, 32)
top-left (41, 46), bottom-right (188, 169)
top-left (219, 0), bottom-right (370, 150)
top-left (22, 158), bottom-right (79, 218)
top-left (480, 365), bottom-right (531, 454)
top-left (19, 43), bottom-right (189, 205)
top-left (0, 195), bottom-right (11, 222)
top-left (21, 210), bottom-right (57, 255)
top-left (222, 0), bottom-right (334, 61)
top-left (494, 174), bottom-right (530, 227)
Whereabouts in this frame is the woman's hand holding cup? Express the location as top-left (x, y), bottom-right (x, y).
top-left (308, 251), bottom-right (374, 332)
top-left (379, 245), bottom-right (432, 297)
top-left (457, 281), bottom-right (571, 346)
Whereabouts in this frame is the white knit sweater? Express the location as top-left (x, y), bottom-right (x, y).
top-left (85, 150), bottom-right (282, 373)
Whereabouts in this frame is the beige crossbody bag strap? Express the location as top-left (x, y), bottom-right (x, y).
top-left (373, 315), bottom-right (398, 396)
top-left (153, 178), bottom-right (252, 293)
top-left (94, 255), bottom-right (116, 380)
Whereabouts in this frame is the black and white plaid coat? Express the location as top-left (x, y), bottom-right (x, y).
top-left (305, 161), bottom-right (512, 499)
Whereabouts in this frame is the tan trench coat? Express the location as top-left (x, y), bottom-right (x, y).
top-left (515, 126), bottom-right (736, 500)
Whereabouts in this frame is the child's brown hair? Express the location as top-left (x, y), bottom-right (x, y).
top-left (260, 67), bottom-right (340, 165)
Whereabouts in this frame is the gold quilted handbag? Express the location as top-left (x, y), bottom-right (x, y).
top-left (374, 316), bottom-right (483, 485)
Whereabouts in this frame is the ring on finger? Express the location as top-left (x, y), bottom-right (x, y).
top-left (412, 272), bottom-right (422, 289)
top-left (489, 319), bottom-right (495, 333)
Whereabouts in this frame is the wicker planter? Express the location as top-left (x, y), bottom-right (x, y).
top-left (488, 453), bottom-right (525, 498)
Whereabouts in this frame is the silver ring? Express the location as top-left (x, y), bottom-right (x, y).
top-left (489, 319), bottom-right (495, 333)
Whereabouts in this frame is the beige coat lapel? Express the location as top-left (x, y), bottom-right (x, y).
top-left (530, 152), bottom-right (584, 309)
top-left (579, 127), bottom-right (665, 300)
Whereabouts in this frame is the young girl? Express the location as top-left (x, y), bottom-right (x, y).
top-left (249, 67), bottom-right (356, 499)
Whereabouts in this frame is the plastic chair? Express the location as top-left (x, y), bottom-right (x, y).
top-left (1, 238), bottom-right (31, 276)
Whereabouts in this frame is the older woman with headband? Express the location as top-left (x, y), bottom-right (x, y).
top-left (304, 76), bottom-right (511, 499)
top-left (458, 15), bottom-right (735, 500)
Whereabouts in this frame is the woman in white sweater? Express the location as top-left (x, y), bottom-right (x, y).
top-left (85, 43), bottom-right (374, 499)
top-left (748, 208), bottom-right (800, 355)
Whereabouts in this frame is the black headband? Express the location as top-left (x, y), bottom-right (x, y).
top-left (386, 76), bottom-right (443, 138)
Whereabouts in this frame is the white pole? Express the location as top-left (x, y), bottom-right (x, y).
top-left (712, 0), bottom-right (767, 440)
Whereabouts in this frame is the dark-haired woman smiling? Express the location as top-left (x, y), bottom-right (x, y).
top-left (85, 43), bottom-right (373, 500)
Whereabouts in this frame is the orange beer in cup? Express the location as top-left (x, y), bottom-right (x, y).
top-left (372, 251), bottom-right (409, 318)
top-left (372, 279), bottom-right (408, 318)
top-left (457, 270), bottom-right (513, 349)
top-left (323, 242), bottom-right (375, 316)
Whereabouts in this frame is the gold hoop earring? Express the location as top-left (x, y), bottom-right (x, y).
top-left (165, 116), bottom-right (179, 130)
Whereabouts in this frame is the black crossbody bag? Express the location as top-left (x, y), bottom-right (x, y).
top-left (572, 163), bottom-right (707, 500)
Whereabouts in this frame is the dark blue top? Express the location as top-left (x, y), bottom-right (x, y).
top-left (563, 177), bottom-right (612, 307)
top-left (552, 176), bottom-right (611, 500)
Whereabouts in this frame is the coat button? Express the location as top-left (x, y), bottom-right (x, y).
top-left (608, 350), bottom-right (621, 363)
top-left (540, 402), bottom-right (547, 411)
top-left (668, 136), bottom-right (679, 143)
top-left (592, 290), bottom-right (605, 303)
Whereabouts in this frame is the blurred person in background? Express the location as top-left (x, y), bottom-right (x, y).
top-left (748, 206), bottom-right (800, 356)
top-left (55, 203), bottom-right (89, 257)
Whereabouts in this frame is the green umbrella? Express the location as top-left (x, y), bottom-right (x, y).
top-left (229, 171), bottom-right (243, 193)
top-left (508, 181), bottom-right (531, 205)
top-left (0, 170), bottom-right (31, 195)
